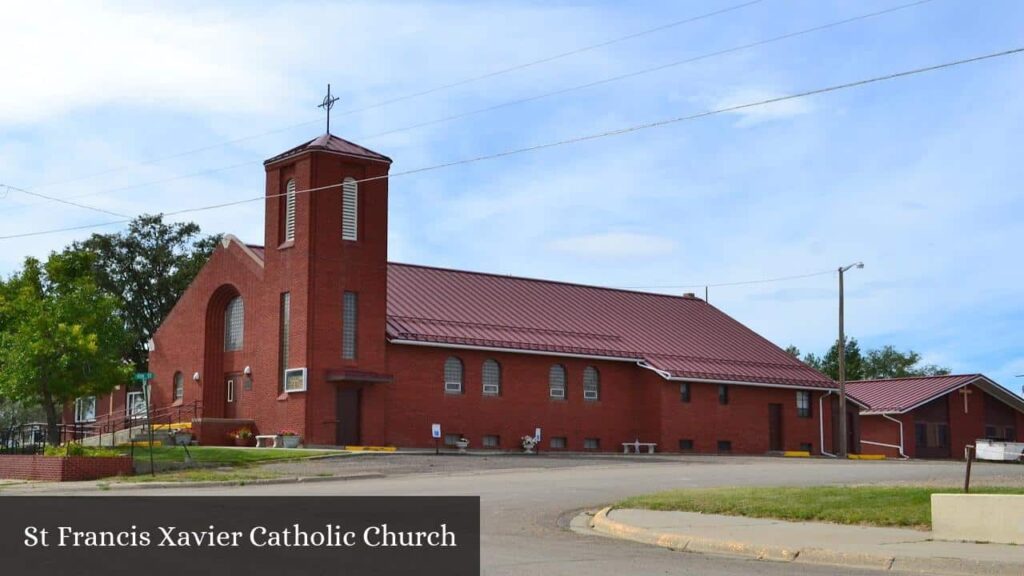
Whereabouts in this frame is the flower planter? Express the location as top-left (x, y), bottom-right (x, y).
top-left (233, 437), bottom-right (254, 447)
top-left (280, 435), bottom-right (301, 449)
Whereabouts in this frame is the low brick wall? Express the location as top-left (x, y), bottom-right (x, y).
top-left (192, 417), bottom-right (256, 446)
top-left (0, 455), bottom-right (134, 481)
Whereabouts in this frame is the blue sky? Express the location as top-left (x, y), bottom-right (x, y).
top-left (1, 0), bottom-right (1022, 388)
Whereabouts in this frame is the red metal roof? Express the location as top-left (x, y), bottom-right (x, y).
top-left (846, 374), bottom-right (982, 414)
top-left (263, 133), bottom-right (391, 165)
top-left (237, 247), bottom-right (832, 388)
top-left (385, 263), bottom-right (833, 388)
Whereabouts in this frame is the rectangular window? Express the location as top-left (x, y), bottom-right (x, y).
top-left (550, 437), bottom-right (567, 449)
top-left (717, 440), bottom-right (732, 453)
top-left (800, 442), bottom-right (813, 452)
top-left (679, 382), bottom-right (690, 403)
top-left (915, 423), bottom-right (927, 446)
top-left (279, 292), bottom-right (291, 393)
top-left (678, 439), bottom-right (694, 452)
top-left (226, 379), bottom-right (235, 403)
top-left (74, 396), bottom-right (97, 423)
top-left (583, 438), bottom-right (600, 450)
top-left (283, 368), bottom-right (307, 393)
top-left (984, 425), bottom-right (997, 438)
top-left (482, 435), bottom-right (500, 448)
top-left (796, 391), bottom-right (811, 418)
top-left (342, 178), bottom-right (358, 241)
top-left (342, 291), bottom-right (358, 360)
top-left (444, 434), bottom-right (462, 447)
top-left (718, 385), bottom-right (729, 405)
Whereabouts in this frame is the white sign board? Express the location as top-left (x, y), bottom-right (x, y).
top-left (431, 424), bottom-right (442, 439)
top-left (534, 428), bottom-right (542, 442)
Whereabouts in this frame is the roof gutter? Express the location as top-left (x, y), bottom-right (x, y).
top-left (389, 338), bottom-right (639, 363)
top-left (636, 361), bottom-right (837, 392)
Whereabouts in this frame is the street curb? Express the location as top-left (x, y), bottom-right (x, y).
top-left (98, 473), bottom-right (385, 490)
top-left (587, 507), bottom-right (1022, 576)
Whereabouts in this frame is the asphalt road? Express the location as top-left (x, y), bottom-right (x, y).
top-left (15, 455), bottom-right (1024, 575)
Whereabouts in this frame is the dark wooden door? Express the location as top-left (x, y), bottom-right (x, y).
top-left (336, 388), bottom-right (362, 446)
top-left (224, 373), bottom-right (240, 419)
top-left (768, 403), bottom-right (783, 451)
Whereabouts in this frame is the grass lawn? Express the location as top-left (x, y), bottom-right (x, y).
top-left (110, 467), bottom-right (287, 484)
top-left (116, 446), bottom-right (349, 466)
top-left (617, 486), bottom-right (1024, 529)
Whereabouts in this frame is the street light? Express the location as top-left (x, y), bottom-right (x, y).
top-left (837, 261), bottom-right (864, 458)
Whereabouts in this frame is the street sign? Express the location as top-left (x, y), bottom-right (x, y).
top-left (133, 372), bottom-right (154, 382)
top-left (431, 424), bottom-right (441, 439)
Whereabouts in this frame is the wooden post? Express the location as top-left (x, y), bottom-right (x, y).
top-left (964, 444), bottom-right (974, 493)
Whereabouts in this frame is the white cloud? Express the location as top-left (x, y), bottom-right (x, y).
top-left (547, 232), bottom-right (675, 259)
top-left (710, 87), bottom-right (814, 127)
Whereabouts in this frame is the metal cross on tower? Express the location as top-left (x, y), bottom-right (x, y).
top-left (319, 83), bottom-right (340, 134)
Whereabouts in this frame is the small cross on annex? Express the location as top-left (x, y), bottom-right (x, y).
top-left (74, 127), bottom-right (863, 455)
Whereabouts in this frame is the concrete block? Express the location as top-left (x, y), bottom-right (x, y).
top-left (932, 494), bottom-right (1024, 545)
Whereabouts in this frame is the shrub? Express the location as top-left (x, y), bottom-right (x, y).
top-left (44, 444), bottom-right (122, 458)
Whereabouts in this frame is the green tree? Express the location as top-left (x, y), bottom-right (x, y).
top-left (0, 254), bottom-right (133, 444)
top-left (800, 337), bottom-right (864, 381)
top-left (69, 215), bottom-right (221, 369)
top-left (862, 345), bottom-right (950, 379)
top-left (783, 345), bottom-right (801, 358)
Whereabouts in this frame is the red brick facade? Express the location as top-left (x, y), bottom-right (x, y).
top-left (139, 133), bottom-right (849, 454)
top-left (0, 455), bottom-right (134, 481)
top-left (859, 384), bottom-right (1024, 459)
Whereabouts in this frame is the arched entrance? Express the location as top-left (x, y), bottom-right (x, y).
top-left (202, 284), bottom-right (244, 419)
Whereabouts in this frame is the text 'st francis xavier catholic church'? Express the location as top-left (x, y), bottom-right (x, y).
top-left (102, 129), bottom-right (862, 454)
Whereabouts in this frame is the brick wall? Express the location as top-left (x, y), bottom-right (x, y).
top-left (859, 414), bottom-right (908, 458)
top-left (0, 455), bottom-right (133, 481)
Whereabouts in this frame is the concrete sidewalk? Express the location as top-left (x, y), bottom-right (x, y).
top-left (588, 507), bottom-right (1024, 575)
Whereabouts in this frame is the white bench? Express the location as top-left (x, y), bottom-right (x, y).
top-left (623, 441), bottom-right (657, 454)
top-left (255, 435), bottom-right (281, 448)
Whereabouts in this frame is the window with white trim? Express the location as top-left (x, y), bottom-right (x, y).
top-left (74, 396), bottom-right (96, 423)
top-left (444, 357), bottom-right (464, 394)
top-left (173, 371), bottom-right (184, 401)
top-left (342, 177), bottom-right (358, 241)
top-left (549, 364), bottom-right (566, 399)
top-left (283, 368), bottom-right (307, 393)
top-left (796, 391), bottom-right (811, 418)
top-left (226, 378), bottom-right (235, 403)
top-left (583, 366), bottom-right (600, 401)
top-left (342, 291), bottom-right (358, 360)
top-left (482, 359), bottom-right (501, 396)
top-left (224, 296), bottom-right (244, 351)
top-left (284, 179), bottom-right (297, 242)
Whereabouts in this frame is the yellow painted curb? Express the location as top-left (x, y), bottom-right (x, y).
top-left (783, 451), bottom-right (811, 458)
top-left (343, 445), bottom-right (397, 452)
top-left (848, 454), bottom-right (885, 460)
top-left (119, 441), bottom-right (163, 447)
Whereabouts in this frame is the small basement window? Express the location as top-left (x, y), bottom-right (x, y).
top-left (444, 434), bottom-right (463, 447)
top-left (583, 438), bottom-right (600, 450)
top-left (550, 437), bottom-right (567, 449)
top-left (678, 439), bottom-right (694, 452)
top-left (800, 442), bottom-right (813, 452)
top-left (482, 435), bottom-right (500, 448)
top-left (717, 440), bottom-right (732, 453)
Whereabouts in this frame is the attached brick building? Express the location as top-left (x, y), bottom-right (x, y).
top-left (136, 132), bottom-right (855, 453)
top-left (850, 374), bottom-right (1024, 459)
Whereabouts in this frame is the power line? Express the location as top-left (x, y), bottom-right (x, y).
top-left (2, 0), bottom-right (936, 214)
top-left (16, 0), bottom-right (764, 193)
top-left (1, 45), bottom-right (1020, 241)
top-left (0, 184), bottom-right (128, 218)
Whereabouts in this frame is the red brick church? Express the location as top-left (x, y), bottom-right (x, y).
top-left (137, 131), bottom-right (855, 453)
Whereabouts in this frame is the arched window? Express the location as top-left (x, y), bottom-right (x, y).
top-left (342, 177), bottom-right (358, 241)
top-left (482, 359), bottom-right (501, 396)
top-left (284, 178), bottom-right (297, 242)
top-left (173, 371), bottom-right (184, 401)
top-left (549, 364), bottom-right (566, 399)
top-left (583, 366), bottom-right (600, 401)
top-left (443, 357), bottom-right (464, 394)
top-left (224, 296), bottom-right (244, 351)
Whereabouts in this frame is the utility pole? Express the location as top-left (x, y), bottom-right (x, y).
top-left (837, 261), bottom-right (864, 458)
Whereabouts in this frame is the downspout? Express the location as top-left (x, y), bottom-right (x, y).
top-left (820, 391), bottom-right (837, 458)
top-left (881, 413), bottom-right (909, 459)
